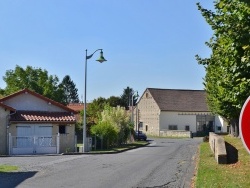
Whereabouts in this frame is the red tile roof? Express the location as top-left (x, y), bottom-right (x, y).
top-left (67, 103), bottom-right (85, 112)
top-left (10, 111), bottom-right (76, 123)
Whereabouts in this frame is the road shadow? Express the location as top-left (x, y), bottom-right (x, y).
top-left (225, 141), bottom-right (238, 164)
top-left (0, 171), bottom-right (37, 188)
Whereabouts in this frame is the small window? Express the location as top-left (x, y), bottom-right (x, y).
top-left (217, 126), bottom-right (221, 131)
top-left (59, 125), bottom-right (66, 134)
top-left (139, 122), bottom-right (143, 128)
top-left (169, 125), bottom-right (178, 130)
top-left (185, 125), bottom-right (190, 131)
top-left (146, 93), bottom-right (149, 98)
top-left (146, 125), bottom-right (148, 132)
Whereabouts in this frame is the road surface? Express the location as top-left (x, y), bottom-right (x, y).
top-left (0, 137), bottom-right (202, 188)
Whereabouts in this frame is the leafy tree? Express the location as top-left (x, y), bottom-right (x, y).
top-left (106, 96), bottom-right (122, 107)
top-left (86, 97), bottom-right (107, 126)
top-left (90, 121), bottom-right (118, 149)
top-left (120, 86), bottom-right (139, 110)
top-left (1, 65), bottom-right (77, 104)
top-left (196, 0), bottom-right (250, 136)
top-left (100, 105), bottom-right (131, 144)
top-left (90, 104), bottom-right (132, 147)
top-left (60, 75), bottom-right (79, 104)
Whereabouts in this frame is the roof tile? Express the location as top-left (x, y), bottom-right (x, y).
top-left (147, 88), bottom-right (209, 112)
top-left (10, 111), bottom-right (76, 123)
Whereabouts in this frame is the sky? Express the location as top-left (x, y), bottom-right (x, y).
top-left (0, 0), bottom-right (214, 102)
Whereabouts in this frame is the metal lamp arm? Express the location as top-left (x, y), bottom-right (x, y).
top-left (86, 49), bottom-right (103, 60)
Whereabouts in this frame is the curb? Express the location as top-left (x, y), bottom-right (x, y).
top-left (62, 142), bottom-right (150, 155)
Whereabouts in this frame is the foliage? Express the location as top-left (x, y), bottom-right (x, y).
top-left (90, 104), bottom-right (132, 147)
top-left (91, 121), bottom-right (118, 147)
top-left (86, 97), bottom-right (107, 125)
top-left (196, 0), bottom-right (250, 136)
top-left (1, 65), bottom-right (79, 105)
top-left (106, 96), bottom-right (122, 107)
top-left (120, 86), bottom-right (139, 110)
top-left (60, 75), bottom-right (79, 104)
top-left (101, 105), bottom-right (132, 144)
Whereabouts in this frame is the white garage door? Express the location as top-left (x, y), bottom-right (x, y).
top-left (13, 124), bottom-right (56, 155)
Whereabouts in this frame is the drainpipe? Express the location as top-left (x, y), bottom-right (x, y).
top-left (6, 110), bottom-right (16, 155)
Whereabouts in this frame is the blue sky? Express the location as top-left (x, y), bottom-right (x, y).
top-left (0, 0), bottom-right (214, 102)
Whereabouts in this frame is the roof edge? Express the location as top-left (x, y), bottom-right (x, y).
top-left (0, 88), bottom-right (77, 114)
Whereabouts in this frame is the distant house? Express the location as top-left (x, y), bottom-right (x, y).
top-left (135, 88), bottom-right (228, 136)
top-left (67, 103), bottom-right (84, 122)
top-left (0, 88), bottom-right (77, 155)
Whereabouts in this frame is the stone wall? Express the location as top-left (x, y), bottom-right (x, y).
top-left (209, 132), bottom-right (227, 164)
top-left (159, 130), bottom-right (192, 138)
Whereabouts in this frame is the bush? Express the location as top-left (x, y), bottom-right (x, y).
top-left (203, 136), bottom-right (209, 142)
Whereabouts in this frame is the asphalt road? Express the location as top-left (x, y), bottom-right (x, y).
top-left (0, 137), bottom-right (202, 188)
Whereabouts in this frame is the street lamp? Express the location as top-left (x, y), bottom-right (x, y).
top-left (131, 91), bottom-right (139, 123)
top-left (83, 49), bottom-right (107, 153)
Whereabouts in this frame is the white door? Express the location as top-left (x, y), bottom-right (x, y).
top-left (14, 124), bottom-right (55, 154)
top-left (35, 125), bottom-right (56, 154)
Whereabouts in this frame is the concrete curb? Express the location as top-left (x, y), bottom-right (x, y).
top-left (62, 142), bottom-right (150, 155)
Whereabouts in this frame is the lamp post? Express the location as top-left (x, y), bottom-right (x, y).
top-left (83, 49), bottom-right (106, 153)
top-left (131, 91), bottom-right (139, 124)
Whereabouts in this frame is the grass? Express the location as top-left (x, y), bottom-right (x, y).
top-left (195, 135), bottom-right (250, 188)
top-left (0, 165), bottom-right (18, 172)
top-left (90, 141), bottom-right (148, 153)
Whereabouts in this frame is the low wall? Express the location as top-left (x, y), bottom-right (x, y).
top-left (209, 132), bottom-right (227, 164)
top-left (159, 130), bottom-right (192, 138)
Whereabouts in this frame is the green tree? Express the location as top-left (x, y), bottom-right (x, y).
top-left (86, 97), bottom-right (107, 126)
top-left (196, 0), bottom-right (250, 136)
top-left (100, 105), bottom-right (131, 144)
top-left (90, 121), bottom-right (118, 149)
top-left (60, 75), bottom-right (79, 104)
top-left (106, 96), bottom-right (122, 107)
top-left (2, 65), bottom-right (66, 104)
top-left (90, 104), bottom-right (132, 148)
top-left (120, 86), bottom-right (139, 110)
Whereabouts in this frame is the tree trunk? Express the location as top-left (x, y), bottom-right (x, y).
top-left (230, 118), bottom-right (239, 137)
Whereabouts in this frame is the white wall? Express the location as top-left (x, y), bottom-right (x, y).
top-left (215, 116), bottom-right (228, 133)
top-left (160, 111), bottom-right (197, 132)
top-left (2, 93), bottom-right (66, 112)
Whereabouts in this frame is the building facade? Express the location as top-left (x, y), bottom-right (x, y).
top-left (0, 89), bottom-right (77, 155)
top-left (135, 88), bottom-right (228, 136)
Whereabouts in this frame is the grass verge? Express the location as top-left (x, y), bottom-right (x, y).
top-left (195, 135), bottom-right (250, 187)
top-left (89, 141), bottom-right (148, 153)
top-left (0, 165), bottom-right (18, 172)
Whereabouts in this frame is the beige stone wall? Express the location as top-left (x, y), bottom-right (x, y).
top-left (159, 130), bottom-right (192, 138)
top-left (0, 108), bottom-right (9, 155)
top-left (59, 124), bottom-right (76, 153)
top-left (137, 89), bottom-right (160, 136)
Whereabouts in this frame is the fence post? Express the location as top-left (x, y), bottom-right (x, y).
top-left (57, 133), bottom-right (60, 154)
top-left (75, 135), bottom-right (77, 152)
top-left (8, 133), bottom-right (12, 155)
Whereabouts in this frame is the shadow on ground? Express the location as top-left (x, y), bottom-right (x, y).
top-left (0, 171), bottom-right (37, 188)
top-left (225, 141), bottom-right (238, 164)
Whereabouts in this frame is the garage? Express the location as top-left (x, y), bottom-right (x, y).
top-left (11, 124), bottom-right (58, 155)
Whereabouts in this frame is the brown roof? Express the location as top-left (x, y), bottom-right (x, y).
top-left (147, 88), bottom-right (209, 112)
top-left (67, 103), bottom-right (84, 112)
top-left (10, 111), bottom-right (76, 123)
top-left (0, 88), bottom-right (77, 114)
